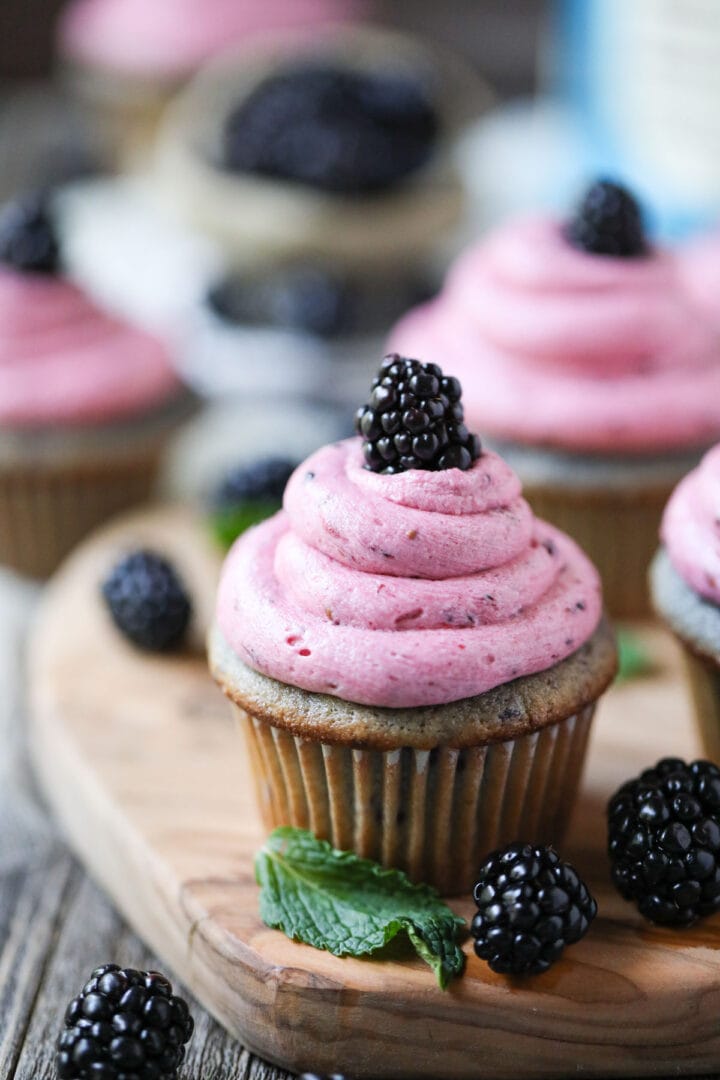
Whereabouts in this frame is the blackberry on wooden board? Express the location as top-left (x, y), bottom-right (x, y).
top-left (608, 757), bottom-right (720, 926)
top-left (101, 551), bottom-right (192, 652)
top-left (470, 842), bottom-right (597, 975)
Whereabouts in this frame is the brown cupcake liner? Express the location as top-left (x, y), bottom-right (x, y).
top-left (234, 700), bottom-right (596, 895)
top-left (680, 648), bottom-right (720, 764)
top-left (525, 483), bottom-right (673, 619)
top-left (0, 452), bottom-right (161, 579)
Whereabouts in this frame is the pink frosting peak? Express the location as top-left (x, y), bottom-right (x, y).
top-left (216, 438), bottom-right (602, 707)
top-left (662, 443), bottom-right (720, 606)
top-left (59, 0), bottom-right (365, 79)
top-left (0, 268), bottom-right (179, 427)
top-left (391, 216), bottom-right (720, 454)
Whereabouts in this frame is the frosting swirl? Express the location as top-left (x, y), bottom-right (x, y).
top-left (679, 230), bottom-right (720, 333)
top-left (0, 268), bottom-right (179, 427)
top-left (662, 443), bottom-right (720, 606)
top-left (59, 0), bottom-right (364, 79)
top-left (216, 438), bottom-right (602, 707)
top-left (391, 216), bottom-right (720, 453)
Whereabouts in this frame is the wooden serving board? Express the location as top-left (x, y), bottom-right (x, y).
top-left (28, 506), bottom-right (720, 1080)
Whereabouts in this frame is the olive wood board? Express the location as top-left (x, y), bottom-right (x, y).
top-left (28, 506), bottom-right (720, 1080)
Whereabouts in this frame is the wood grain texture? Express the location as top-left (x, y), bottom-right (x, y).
top-left (27, 505), bottom-right (720, 1080)
top-left (0, 851), bottom-right (293, 1079)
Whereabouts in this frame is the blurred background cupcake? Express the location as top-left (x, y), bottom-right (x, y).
top-left (0, 191), bottom-right (191, 578)
top-left (651, 446), bottom-right (720, 761)
top-left (391, 180), bottom-right (720, 618)
top-left (153, 26), bottom-right (487, 270)
top-left (56, 0), bottom-right (368, 170)
top-left (177, 259), bottom-right (437, 412)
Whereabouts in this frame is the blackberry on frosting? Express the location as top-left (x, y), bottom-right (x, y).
top-left (355, 353), bottom-right (481, 474)
top-left (0, 192), bottom-right (61, 275)
top-left (222, 63), bottom-right (438, 194)
top-left (566, 179), bottom-right (647, 258)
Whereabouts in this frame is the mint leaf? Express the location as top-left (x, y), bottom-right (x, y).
top-left (255, 827), bottom-right (466, 988)
top-left (617, 628), bottom-right (654, 682)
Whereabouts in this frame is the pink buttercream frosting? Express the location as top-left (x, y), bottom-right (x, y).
top-left (0, 268), bottom-right (179, 427)
top-left (391, 216), bottom-right (720, 454)
top-left (59, 0), bottom-right (365, 79)
top-left (216, 438), bottom-right (602, 707)
top-left (678, 230), bottom-right (720, 333)
top-left (662, 443), bottom-right (720, 606)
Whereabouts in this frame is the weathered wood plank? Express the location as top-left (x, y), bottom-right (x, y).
top-left (7, 859), bottom-right (292, 1079)
top-left (0, 849), bottom-right (77, 1077)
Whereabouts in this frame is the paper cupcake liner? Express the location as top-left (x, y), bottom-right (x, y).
top-left (0, 453), bottom-right (161, 579)
top-left (525, 483), bottom-right (672, 619)
top-left (234, 701), bottom-right (596, 895)
top-left (680, 648), bottom-right (720, 764)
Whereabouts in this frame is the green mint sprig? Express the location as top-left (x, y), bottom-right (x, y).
top-left (616, 628), bottom-right (654, 682)
top-left (210, 498), bottom-right (281, 550)
top-left (255, 827), bottom-right (466, 989)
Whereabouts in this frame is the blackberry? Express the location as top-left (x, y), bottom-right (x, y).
top-left (355, 354), bottom-right (481, 474)
top-left (101, 551), bottom-right (192, 651)
top-left (222, 63), bottom-right (438, 194)
top-left (56, 964), bottom-right (194, 1079)
top-left (565, 179), bottom-right (647, 257)
top-left (0, 191), bottom-right (61, 274)
top-left (608, 757), bottom-right (720, 926)
top-left (210, 457), bottom-right (296, 549)
top-left (208, 265), bottom-right (353, 338)
top-left (470, 842), bottom-right (597, 975)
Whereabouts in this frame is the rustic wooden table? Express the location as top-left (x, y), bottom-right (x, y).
top-left (0, 572), bottom-right (295, 1079)
top-left (0, 843), bottom-right (294, 1079)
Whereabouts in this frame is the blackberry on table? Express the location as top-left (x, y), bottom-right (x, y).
top-left (0, 191), bottom-right (61, 274)
top-left (608, 757), bottom-right (720, 926)
top-left (101, 550), bottom-right (192, 652)
top-left (355, 353), bottom-right (481, 474)
top-left (565, 179), bottom-right (647, 257)
top-left (56, 964), bottom-right (194, 1079)
top-left (471, 842), bottom-right (597, 975)
top-left (222, 63), bottom-right (438, 194)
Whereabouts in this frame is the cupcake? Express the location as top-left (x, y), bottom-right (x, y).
top-left (57, 0), bottom-right (366, 170)
top-left (0, 193), bottom-right (190, 579)
top-left (391, 180), bottom-right (720, 617)
top-left (155, 27), bottom-right (485, 270)
top-left (651, 445), bottom-right (720, 762)
top-left (179, 260), bottom-right (436, 407)
top-left (209, 355), bottom-right (617, 894)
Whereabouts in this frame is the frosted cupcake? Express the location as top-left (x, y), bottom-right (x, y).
top-left (391, 180), bottom-right (720, 617)
top-left (155, 27), bottom-right (482, 270)
top-left (57, 0), bottom-right (366, 170)
top-left (0, 193), bottom-right (189, 578)
top-left (209, 355), bottom-right (617, 894)
top-left (651, 446), bottom-right (720, 761)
